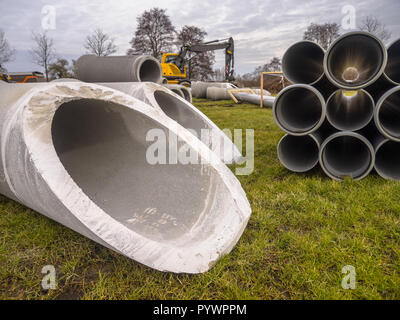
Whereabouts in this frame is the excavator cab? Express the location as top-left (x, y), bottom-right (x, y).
top-left (161, 53), bottom-right (187, 84)
top-left (160, 37), bottom-right (234, 86)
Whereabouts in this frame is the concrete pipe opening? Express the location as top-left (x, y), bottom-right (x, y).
top-left (320, 132), bottom-right (374, 180)
top-left (326, 89), bottom-right (374, 131)
top-left (0, 82), bottom-right (251, 274)
top-left (282, 41), bottom-right (325, 85)
top-left (324, 32), bottom-right (387, 89)
top-left (52, 99), bottom-right (218, 242)
top-left (385, 39), bottom-right (400, 85)
top-left (375, 140), bottom-right (400, 180)
top-left (138, 58), bottom-right (162, 82)
top-left (278, 134), bottom-right (320, 172)
top-left (273, 85), bottom-right (326, 135)
top-left (375, 87), bottom-right (400, 141)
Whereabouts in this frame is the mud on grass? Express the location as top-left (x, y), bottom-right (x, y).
top-left (0, 99), bottom-right (399, 299)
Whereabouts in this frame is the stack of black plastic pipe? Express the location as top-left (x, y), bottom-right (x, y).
top-left (273, 32), bottom-right (400, 181)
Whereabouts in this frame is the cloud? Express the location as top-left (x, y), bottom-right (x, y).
top-left (2, 0), bottom-right (400, 74)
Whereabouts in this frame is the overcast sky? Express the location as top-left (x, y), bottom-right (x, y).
top-left (2, 0), bottom-right (400, 74)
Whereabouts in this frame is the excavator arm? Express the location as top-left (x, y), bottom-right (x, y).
top-left (174, 37), bottom-right (235, 81)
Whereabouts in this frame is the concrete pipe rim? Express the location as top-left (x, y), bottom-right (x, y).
top-left (374, 139), bottom-right (400, 180)
top-left (326, 89), bottom-right (375, 131)
top-left (134, 56), bottom-right (163, 83)
top-left (273, 84), bottom-right (326, 136)
top-left (375, 86), bottom-right (400, 142)
top-left (319, 131), bottom-right (375, 181)
top-left (277, 134), bottom-right (320, 172)
top-left (323, 31), bottom-right (388, 90)
top-left (384, 38), bottom-right (400, 86)
top-left (282, 40), bottom-right (325, 85)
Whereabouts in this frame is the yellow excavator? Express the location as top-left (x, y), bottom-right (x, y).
top-left (161, 37), bottom-right (234, 86)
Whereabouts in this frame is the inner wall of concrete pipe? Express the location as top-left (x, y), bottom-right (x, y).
top-left (139, 59), bottom-right (162, 82)
top-left (154, 90), bottom-right (208, 136)
top-left (385, 39), bottom-right (400, 85)
top-left (51, 98), bottom-right (217, 242)
top-left (326, 90), bottom-right (374, 131)
top-left (324, 32), bottom-right (387, 89)
top-left (376, 88), bottom-right (400, 141)
top-left (282, 41), bottom-right (325, 84)
top-left (274, 85), bottom-right (325, 135)
top-left (278, 135), bottom-right (320, 172)
top-left (320, 133), bottom-right (374, 180)
top-left (375, 140), bottom-right (400, 180)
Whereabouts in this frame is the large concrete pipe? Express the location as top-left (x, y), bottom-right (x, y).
top-left (0, 81), bottom-right (251, 274)
top-left (206, 87), bottom-right (232, 100)
top-left (385, 38), bottom-right (400, 85)
top-left (234, 92), bottom-right (275, 108)
top-left (98, 82), bottom-right (242, 164)
top-left (282, 41), bottom-right (325, 85)
top-left (326, 89), bottom-right (374, 131)
top-left (75, 55), bottom-right (163, 83)
top-left (319, 132), bottom-right (374, 180)
top-left (273, 84), bottom-right (326, 135)
top-left (375, 86), bottom-right (400, 141)
top-left (163, 84), bottom-right (192, 103)
top-left (374, 136), bottom-right (400, 181)
top-left (192, 82), bottom-right (235, 99)
top-left (324, 32), bottom-right (387, 90)
top-left (277, 134), bottom-right (320, 172)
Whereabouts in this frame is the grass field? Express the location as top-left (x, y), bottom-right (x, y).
top-left (1, 98), bottom-right (400, 300)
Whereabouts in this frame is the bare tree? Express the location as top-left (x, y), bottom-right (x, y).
top-left (30, 32), bottom-right (56, 81)
top-left (359, 16), bottom-right (392, 43)
top-left (176, 25), bottom-right (215, 80)
top-left (264, 57), bottom-right (281, 72)
top-left (303, 23), bottom-right (340, 50)
top-left (84, 28), bottom-right (117, 56)
top-left (128, 8), bottom-right (176, 59)
top-left (0, 29), bottom-right (15, 65)
top-left (48, 58), bottom-right (75, 80)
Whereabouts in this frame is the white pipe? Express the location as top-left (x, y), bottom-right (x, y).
top-left (319, 132), bottom-right (374, 180)
top-left (273, 84), bottom-right (326, 136)
top-left (324, 32), bottom-right (387, 90)
top-left (0, 81), bottom-right (251, 274)
top-left (375, 86), bottom-right (400, 141)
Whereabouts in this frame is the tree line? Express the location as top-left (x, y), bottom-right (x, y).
top-left (0, 9), bottom-right (392, 83)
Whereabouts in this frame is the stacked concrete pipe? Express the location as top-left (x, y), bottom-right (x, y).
top-left (0, 81), bottom-right (251, 273)
top-left (275, 32), bottom-right (400, 181)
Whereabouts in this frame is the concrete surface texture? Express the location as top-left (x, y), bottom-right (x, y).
top-left (0, 81), bottom-right (251, 273)
top-left (98, 81), bottom-right (242, 164)
top-left (75, 55), bottom-right (163, 84)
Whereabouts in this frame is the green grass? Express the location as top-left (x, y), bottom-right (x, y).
top-left (1, 98), bottom-right (400, 300)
